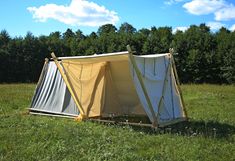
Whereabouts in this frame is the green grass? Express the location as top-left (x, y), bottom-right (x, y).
top-left (0, 84), bottom-right (234, 161)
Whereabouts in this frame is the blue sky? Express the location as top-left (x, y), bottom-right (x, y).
top-left (0, 0), bottom-right (235, 37)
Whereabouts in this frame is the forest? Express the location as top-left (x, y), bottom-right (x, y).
top-left (0, 23), bottom-right (234, 84)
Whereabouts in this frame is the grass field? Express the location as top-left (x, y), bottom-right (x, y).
top-left (0, 84), bottom-right (234, 161)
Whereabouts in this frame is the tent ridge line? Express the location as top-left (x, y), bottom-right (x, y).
top-left (55, 51), bottom-right (129, 60)
top-left (127, 45), bottom-right (158, 128)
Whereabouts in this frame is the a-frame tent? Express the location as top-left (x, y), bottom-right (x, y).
top-left (30, 46), bottom-right (187, 127)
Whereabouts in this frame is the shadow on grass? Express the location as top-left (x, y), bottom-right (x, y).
top-left (89, 116), bottom-right (234, 139)
top-left (130, 120), bottom-right (235, 139)
top-left (24, 113), bottom-right (235, 139)
top-left (120, 120), bottom-right (232, 139)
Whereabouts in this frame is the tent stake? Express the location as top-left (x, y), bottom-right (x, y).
top-left (127, 45), bottom-right (158, 128)
top-left (51, 52), bottom-right (86, 120)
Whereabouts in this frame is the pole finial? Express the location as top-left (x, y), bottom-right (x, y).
top-left (127, 45), bottom-right (132, 53)
top-left (45, 58), bottom-right (49, 62)
top-left (51, 52), bottom-right (57, 59)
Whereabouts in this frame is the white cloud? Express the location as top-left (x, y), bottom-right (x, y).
top-left (183, 0), bottom-right (225, 15)
top-left (230, 24), bottom-right (235, 31)
top-left (27, 0), bottom-right (119, 27)
top-left (182, 0), bottom-right (235, 21)
top-left (164, 0), bottom-right (186, 5)
top-left (173, 26), bottom-right (189, 33)
top-left (206, 21), bottom-right (226, 30)
top-left (215, 4), bottom-right (235, 21)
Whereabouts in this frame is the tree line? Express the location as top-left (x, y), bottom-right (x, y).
top-left (0, 23), bottom-right (234, 84)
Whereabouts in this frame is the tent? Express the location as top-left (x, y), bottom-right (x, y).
top-left (29, 46), bottom-right (187, 128)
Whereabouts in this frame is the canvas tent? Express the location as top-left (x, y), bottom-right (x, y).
top-left (30, 46), bottom-right (187, 127)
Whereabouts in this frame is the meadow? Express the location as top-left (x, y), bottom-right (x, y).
top-left (0, 84), bottom-right (234, 161)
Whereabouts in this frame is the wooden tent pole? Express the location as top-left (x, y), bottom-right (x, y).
top-left (169, 49), bottom-right (188, 118)
top-left (127, 45), bottom-right (158, 128)
top-left (51, 52), bottom-right (85, 119)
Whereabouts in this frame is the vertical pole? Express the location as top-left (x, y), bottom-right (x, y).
top-left (51, 52), bottom-right (86, 120)
top-left (127, 45), bottom-right (158, 128)
top-left (169, 56), bottom-right (175, 119)
top-left (169, 49), bottom-right (188, 118)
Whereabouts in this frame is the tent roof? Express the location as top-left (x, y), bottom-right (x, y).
top-left (55, 51), bottom-right (170, 62)
top-left (57, 51), bottom-right (129, 60)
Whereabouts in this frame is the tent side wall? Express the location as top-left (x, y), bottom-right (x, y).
top-left (130, 54), bottom-right (186, 125)
top-left (29, 61), bottom-right (79, 116)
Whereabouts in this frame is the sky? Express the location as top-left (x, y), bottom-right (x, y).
top-left (0, 0), bottom-right (235, 37)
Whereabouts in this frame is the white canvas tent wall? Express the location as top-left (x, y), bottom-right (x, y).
top-left (30, 48), bottom-right (187, 127)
